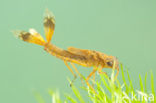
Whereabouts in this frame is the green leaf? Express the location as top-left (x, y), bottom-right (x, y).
top-left (100, 74), bottom-right (111, 92)
top-left (151, 71), bottom-right (155, 96)
top-left (34, 91), bottom-right (45, 103)
top-left (71, 85), bottom-right (85, 103)
top-left (144, 72), bottom-right (147, 93)
top-left (127, 69), bottom-right (134, 93)
top-left (121, 64), bottom-right (129, 93)
top-left (65, 94), bottom-right (77, 103)
top-left (139, 74), bottom-right (144, 92)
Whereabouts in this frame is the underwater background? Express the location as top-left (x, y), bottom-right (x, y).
top-left (0, 0), bottom-right (156, 103)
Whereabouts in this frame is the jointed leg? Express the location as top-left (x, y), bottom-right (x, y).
top-left (86, 67), bottom-right (97, 93)
top-left (98, 68), bottom-right (110, 79)
top-left (98, 68), bottom-right (108, 76)
top-left (64, 61), bottom-right (77, 87)
top-left (92, 72), bottom-right (96, 88)
top-left (70, 63), bottom-right (84, 86)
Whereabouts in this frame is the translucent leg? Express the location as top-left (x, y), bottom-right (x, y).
top-left (98, 68), bottom-right (110, 79)
top-left (86, 67), bottom-right (97, 93)
top-left (64, 61), bottom-right (77, 87)
top-left (98, 68), bottom-right (108, 75)
top-left (91, 72), bottom-right (96, 88)
top-left (70, 63), bottom-right (85, 86)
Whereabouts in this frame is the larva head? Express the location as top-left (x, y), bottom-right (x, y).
top-left (104, 55), bottom-right (119, 70)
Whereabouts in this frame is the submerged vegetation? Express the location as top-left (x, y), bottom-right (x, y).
top-left (35, 64), bottom-right (155, 103)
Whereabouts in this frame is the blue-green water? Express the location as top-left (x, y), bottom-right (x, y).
top-left (0, 0), bottom-right (156, 103)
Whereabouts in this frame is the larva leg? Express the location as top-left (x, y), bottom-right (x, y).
top-left (98, 68), bottom-right (110, 79)
top-left (98, 68), bottom-right (108, 75)
top-left (86, 67), bottom-right (97, 93)
top-left (64, 61), bottom-right (77, 87)
top-left (92, 72), bottom-right (96, 88)
top-left (70, 63), bottom-right (84, 86)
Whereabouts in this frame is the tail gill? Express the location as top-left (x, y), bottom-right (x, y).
top-left (13, 28), bottom-right (45, 46)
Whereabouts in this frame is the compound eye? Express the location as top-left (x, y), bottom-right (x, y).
top-left (107, 61), bottom-right (113, 67)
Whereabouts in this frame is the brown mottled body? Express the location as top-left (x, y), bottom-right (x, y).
top-left (44, 43), bottom-right (118, 69)
top-left (44, 43), bottom-right (89, 67)
top-left (14, 9), bottom-right (119, 93)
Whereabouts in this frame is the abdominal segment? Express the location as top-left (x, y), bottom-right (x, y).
top-left (44, 43), bottom-right (93, 67)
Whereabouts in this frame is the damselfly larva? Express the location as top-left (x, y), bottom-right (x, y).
top-left (13, 9), bottom-right (119, 92)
